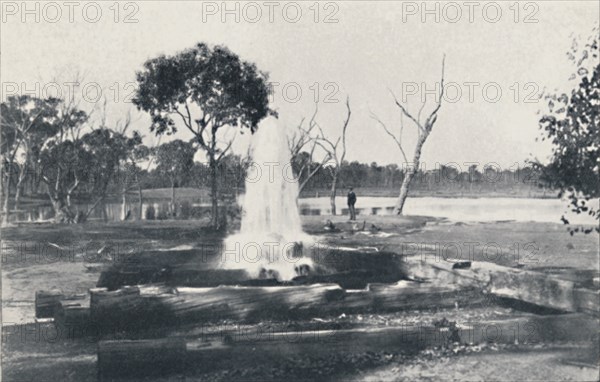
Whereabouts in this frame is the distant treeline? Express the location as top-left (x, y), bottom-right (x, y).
top-left (4, 153), bottom-right (556, 203)
top-left (141, 158), bottom-right (555, 198)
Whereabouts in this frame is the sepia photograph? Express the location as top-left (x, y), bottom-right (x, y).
top-left (1, 1), bottom-right (599, 381)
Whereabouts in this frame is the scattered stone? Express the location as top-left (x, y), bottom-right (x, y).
top-left (323, 220), bottom-right (340, 232)
top-left (370, 224), bottom-right (381, 232)
top-left (452, 261), bottom-right (472, 270)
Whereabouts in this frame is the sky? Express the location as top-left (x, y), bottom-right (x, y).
top-left (1, 0), bottom-right (598, 170)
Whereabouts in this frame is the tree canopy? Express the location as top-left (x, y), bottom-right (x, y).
top-left (133, 43), bottom-right (272, 139)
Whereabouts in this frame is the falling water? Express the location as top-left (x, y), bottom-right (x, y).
top-left (220, 117), bottom-right (314, 280)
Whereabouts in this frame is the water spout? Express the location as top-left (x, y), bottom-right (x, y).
top-left (219, 117), bottom-right (313, 280)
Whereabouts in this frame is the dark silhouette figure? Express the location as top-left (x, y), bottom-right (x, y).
top-left (347, 187), bottom-right (357, 220)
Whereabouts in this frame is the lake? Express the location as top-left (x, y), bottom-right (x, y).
top-left (299, 196), bottom-right (598, 225)
top-left (11, 196), bottom-right (598, 225)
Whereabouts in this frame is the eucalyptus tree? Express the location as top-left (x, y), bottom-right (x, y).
top-left (39, 125), bottom-right (140, 223)
top-left (134, 43), bottom-right (272, 229)
top-left (0, 96), bottom-right (61, 224)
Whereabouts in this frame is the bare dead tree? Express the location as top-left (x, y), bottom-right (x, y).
top-left (287, 106), bottom-right (332, 196)
top-left (315, 96), bottom-right (352, 215)
top-left (370, 55), bottom-right (446, 215)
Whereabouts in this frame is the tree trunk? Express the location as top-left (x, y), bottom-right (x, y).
top-left (42, 167), bottom-right (72, 223)
top-left (2, 171), bottom-right (12, 225)
top-left (394, 172), bottom-right (414, 215)
top-left (65, 178), bottom-right (80, 209)
top-left (14, 164), bottom-right (27, 212)
top-left (330, 172), bottom-right (338, 216)
top-left (48, 194), bottom-right (68, 223)
top-left (137, 182), bottom-right (143, 220)
top-left (394, 135), bottom-right (428, 215)
top-left (170, 180), bottom-right (176, 218)
top-left (30, 166), bottom-right (37, 195)
top-left (14, 141), bottom-right (30, 213)
top-left (44, 180), bottom-right (81, 224)
top-left (120, 189), bottom-right (127, 221)
top-left (14, 182), bottom-right (22, 212)
top-left (2, 143), bottom-right (23, 225)
top-left (209, 155), bottom-right (219, 229)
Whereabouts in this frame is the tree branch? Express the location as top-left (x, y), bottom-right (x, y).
top-left (369, 110), bottom-right (409, 164)
top-left (339, 96), bottom-right (351, 164)
top-left (424, 54), bottom-right (446, 130)
top-left (388, 89), bottom-right (425, 134)
top-left (299, 152), bottom-right (331, 192)
top-left (216, 133), bottom-right (236, 162)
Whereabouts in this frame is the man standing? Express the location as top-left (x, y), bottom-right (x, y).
top-left (347, 187), bottom-right (357, 220)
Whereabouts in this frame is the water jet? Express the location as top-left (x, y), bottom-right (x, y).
top-left (219, 118), bottom-right (315, 280)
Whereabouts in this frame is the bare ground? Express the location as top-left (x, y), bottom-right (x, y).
top-left (1, 216), bottom-right (598, 381)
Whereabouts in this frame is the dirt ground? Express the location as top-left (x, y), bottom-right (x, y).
top-left (354, 344), bottom-right (599, 382)
top-left (1, 216), bottom-right (598, 381)
top-left (2, 311), bottom-right (597, 382)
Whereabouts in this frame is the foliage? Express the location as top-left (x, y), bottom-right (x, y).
top-left (537, 28), bottom-right (599, 233)
top-left (80, 129), bottom-right (143, 197)
top-left (154, 139), bottom-right (195, 187)
top-left (38, 139), bottom-right (88, 192)
top-left (133, 42), bottom-right (272, 141)
top-left (0, 95), bottom-right (62, 157)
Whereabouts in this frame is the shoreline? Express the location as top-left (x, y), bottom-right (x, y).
top-left (12, 189), bottom-right (563, 208)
